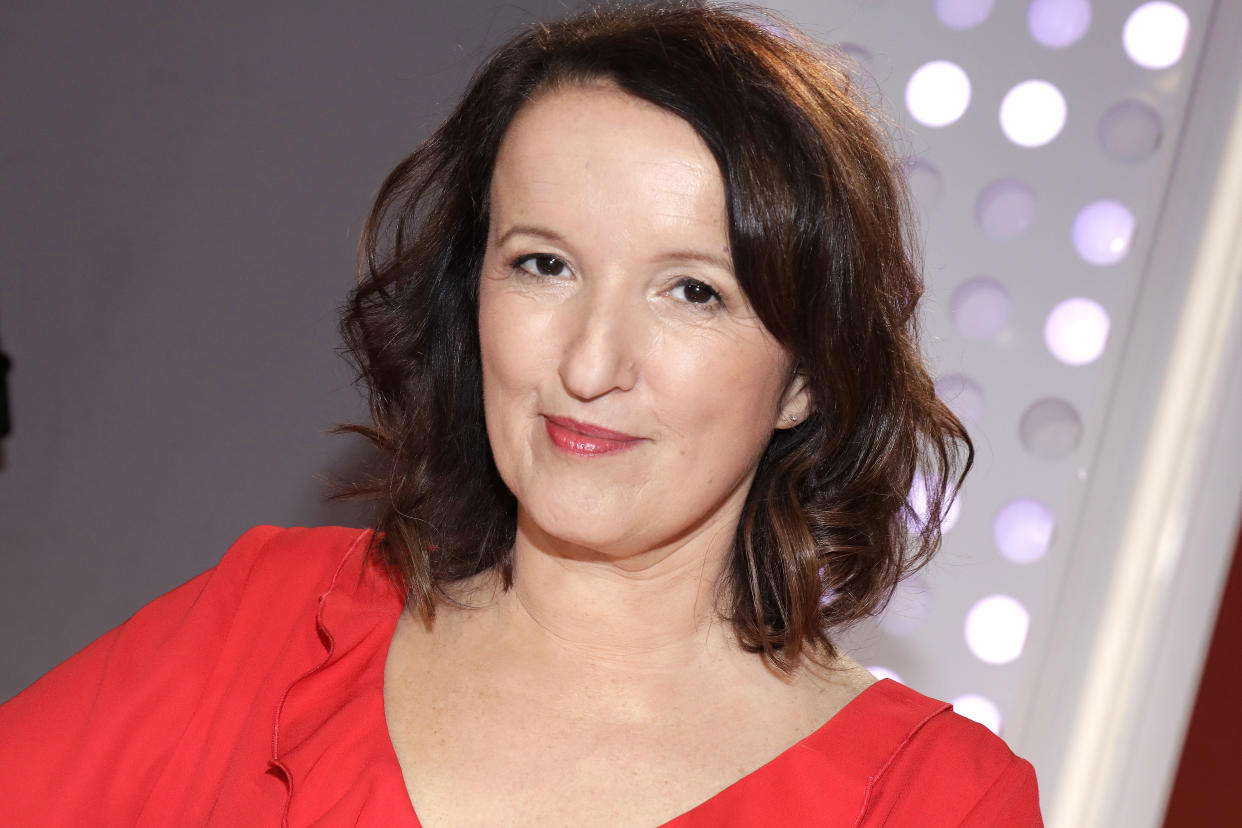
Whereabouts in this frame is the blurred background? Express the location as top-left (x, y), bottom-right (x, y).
top-left (2, 1), bottom-right (1240, 825)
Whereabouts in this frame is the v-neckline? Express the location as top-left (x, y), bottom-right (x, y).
top-left (383, 669), bottom-right (898, 828)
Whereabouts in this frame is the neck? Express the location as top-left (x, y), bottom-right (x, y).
top-left (495, 509), bottom-right (740, 670)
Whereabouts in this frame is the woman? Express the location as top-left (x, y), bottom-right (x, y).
top-left (0, 3), bottom-right (1041, 825)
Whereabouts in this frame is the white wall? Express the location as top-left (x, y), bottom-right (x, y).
top-left (0, 0), bottom-right (587, 702)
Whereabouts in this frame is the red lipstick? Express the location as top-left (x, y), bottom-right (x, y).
top-left (543, 416), bottom-right (642, 456)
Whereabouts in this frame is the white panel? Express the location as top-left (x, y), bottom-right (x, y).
top-left (755, 1), bottom-right (1242, 823)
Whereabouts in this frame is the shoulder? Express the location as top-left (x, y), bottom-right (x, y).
top-left (210, 524), bottom-right (377, 603)
top-left (214, 524), bottom-right (374, 583)
top-left (0, 524), bottom-right (389, 823)
top-left (848, 681), bottom-right (1043, 826)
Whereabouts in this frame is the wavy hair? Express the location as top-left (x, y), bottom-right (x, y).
top-left (339, 2), bottom-right (972, 671)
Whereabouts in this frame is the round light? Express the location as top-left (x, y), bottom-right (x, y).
top-left (906, 474), bottom-right (962, 535)
top-left (952, 693), bottom-right (1003, 734)
top-left (935, 373), bottom-right (985, 427)
top-left (1019, 397), bottom-right (1082, 459)
top-left (1045, 297), bottom-right (1111, 365)
top-left (1099, 99), bottom-right (1163, 162)
top-left (993, 497), bottom-right (1056, 563)
top-left (936, 0), bottom-right (994, 29)
top-left (1124, 2), bottom-right (1190, 69)
top-left (905, 159), bottom-right (945, 210)
top-left (836, 42), bottom-right (880, 101)
top-left (999, 80), bottom-right (1067, 147)
top-left (976, 178), bottom-right (1037, 240)
top-left (906, 61), bottom-right (972, 128)
top-left (964, 594), bottom-right (1030, 664)
top-left (1072, 200), bottom-right (1135, 265)
top-left (1027, 0), bottom-right (1092, 48)
top-left (878, 575), bottom-right (933, 637)
top-left (951, 276), bottom-right (1011, 340)
top-left (867, 665), bottom-right (904, 684)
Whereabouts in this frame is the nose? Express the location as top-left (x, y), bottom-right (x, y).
top-left (557, 288), bottom-right (641, 400)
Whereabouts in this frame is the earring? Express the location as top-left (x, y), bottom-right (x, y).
top-left (786, 413), bottom-right (798, 422)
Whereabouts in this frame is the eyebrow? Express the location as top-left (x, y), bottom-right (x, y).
top-left (651, 249), bottom-right (735, 274)
top-left (496, 224), bottom-right (735, 274)
top-left (495, 224), bottom-right (567, 247)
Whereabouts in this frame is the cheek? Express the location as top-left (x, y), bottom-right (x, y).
top-left (655, 332), bottom-right (790, 429)
top-left (478, 287), bottom-right (552, 432)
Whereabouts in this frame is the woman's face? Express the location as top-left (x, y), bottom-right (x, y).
top-left (478, 83), bottom-right (806, 563)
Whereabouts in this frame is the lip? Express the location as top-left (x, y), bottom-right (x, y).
top-left (543, 415), bottom-right (643, 456)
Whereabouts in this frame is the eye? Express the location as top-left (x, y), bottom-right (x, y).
top-left (670, 278), bottom-right (722, 306)
top-left (513, 254), bottom-right (570, 279)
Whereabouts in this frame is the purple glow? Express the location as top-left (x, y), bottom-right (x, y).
top-left (964, 594), bottom-right (1030, 664)
top-left (906, 61), bottom-right (971, 128)
top-left (951, 276), bottom-right (1011, 341)
top-left (906, 474), bottom-right (962, 535)
top-left (1019, 397), bottom-right (1082, 459)
top-left (878, 575), bottom-right (933, 637)
top-left (976, 178), bottom-right (1037, 240)
top-left (1028, 0), bottom-right (1092, 49)
top-left (1045, 297), bottom-right (1111, 365)
top-left (935, 373), bottom-right (985, 427)
top-left (1124, 2), bottom-right (1190, 69)
top-left (999, 80), bottom-right (1067, 147)
top-left (1072, 200), bottom-right (1135, 265)
top-left (867, 666), bottom-right (904, 684)
top-left (904, 159), bottom-right (945, 210)
top-left (1099, 99), bottom-right (1163, 162)
top-left (952, 693), bottom-right (1003, 734)
top-left (992, 498), bottom-right (1056, 564)
top-left (936, 0), bottom-right (994, 30)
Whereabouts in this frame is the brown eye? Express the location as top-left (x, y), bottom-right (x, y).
top-left (672, 279), bottom-right (721, 305)
top-left (515, 254), bottom-right (569, 278)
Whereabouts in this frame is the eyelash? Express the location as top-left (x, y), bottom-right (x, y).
top-left (511, 253), bottom-right (570, 279)
top-left (669, 277), bottom-right (724, 309)
top-left (508, 254), bottom-right (724, 310)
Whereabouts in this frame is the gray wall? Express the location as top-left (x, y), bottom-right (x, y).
top-left (0, 0), bottom-right (585, 702)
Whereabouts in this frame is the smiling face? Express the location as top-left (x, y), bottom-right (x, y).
top-left (478, 82), bottom-right (806, 565)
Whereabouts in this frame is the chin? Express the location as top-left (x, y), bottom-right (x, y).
top-left (516, 497), bottom-right (656, 560)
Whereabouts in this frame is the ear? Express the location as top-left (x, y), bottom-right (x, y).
top-left (775, 372), bottom-right (812, 430)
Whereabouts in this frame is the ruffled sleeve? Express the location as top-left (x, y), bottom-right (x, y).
top-left (0, 525), bottom-right (414, 827)
top-left (0, 525), bottom-right (286, 823)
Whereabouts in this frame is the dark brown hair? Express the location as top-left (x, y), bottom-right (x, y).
top-left (339, 2), bottom-right (972, 670)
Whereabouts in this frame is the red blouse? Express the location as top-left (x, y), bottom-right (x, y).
top-left (0, 526), bottom-right (1042, 826)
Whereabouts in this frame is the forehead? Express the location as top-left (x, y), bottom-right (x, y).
top-left (489, 83), bottom-right (728, 240)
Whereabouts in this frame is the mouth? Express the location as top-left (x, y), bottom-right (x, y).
top-left (543, 415), bottom-right (643, 456)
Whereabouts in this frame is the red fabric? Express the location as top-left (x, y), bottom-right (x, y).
top-left (0, 526), bottom-right (1042, 826)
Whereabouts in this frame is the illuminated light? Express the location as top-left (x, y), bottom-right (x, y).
top-left (878, 575), bottom-right (933, 637)
top-left (950, 276), bottom-right (1011, 341)
top-left (1072, 200), bottom-right (1135, 265)
top-left (952, 693), bottom-right (1003, 734)
top-left (906, 61), bottom-right (972, 128)
top-left (935, 373), bottom-right (984, 427)
top-left (935, 0), bottom-right (994, 29)
top-left (964, 594), bottom-right (1030, 664)
top-left (1045, 297), bottom-right (1111, 365)
top-left (867, 666), bottom-right (904, 684)
top-left (993, 497), bottom-right (1056, 564)
top-left (976, 178), bottom-right (1037, 240)
top-left (1099, 99), bottom-right (1163, 162)
top-left (1019, 397), bottom-right (1082, 459)
top-left (836, 42), bottom-right (880, 102)
top-left (904, 159), bottom-right (945, 210)
top-left (1027, 0), bottom-right (1092, 48)
top-left (1123, 2), bottom-right (1190, 69)
top-left (999, 80), bottom-right (1067, 148)
top-left (837, 42), bottom-right (873, 73)
top-left (906, 474), bottom-right (962, 535)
